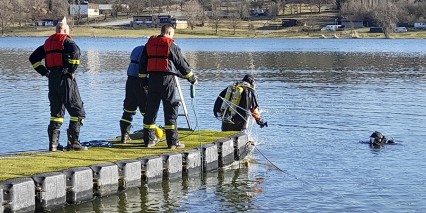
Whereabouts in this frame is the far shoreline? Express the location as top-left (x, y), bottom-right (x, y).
top-left (3, 25), bottom-right (426, 39)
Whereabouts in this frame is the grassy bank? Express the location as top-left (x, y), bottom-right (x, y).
top-left (3, 4), bottom-right (426, 39)
top-left (0, 130), bottom-right (237, 181)
top-left (7, 22), bottom-right (426, 39)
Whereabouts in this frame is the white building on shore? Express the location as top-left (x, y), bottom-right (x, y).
top-left (70, 2), bottom-right (99, 17)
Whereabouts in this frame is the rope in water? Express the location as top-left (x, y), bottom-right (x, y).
top-left (253, 145), bottom-right (380, 213)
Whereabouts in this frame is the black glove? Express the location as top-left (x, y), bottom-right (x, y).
top-left (256, 119), bottom-right (268, 128)
top-left (140, 77), bottom-right (148, 87)
top-left (187, 75), bottom-right (197, 84)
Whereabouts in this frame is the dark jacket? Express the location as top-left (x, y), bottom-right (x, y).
top-left (213, 81), bottom-right (260, 123)
top-left (138, 36), bottom-right (193, 79)
top-left (29, 35), bottom-right (80, 76)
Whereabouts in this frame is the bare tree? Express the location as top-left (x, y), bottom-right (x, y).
top-left (268, 2), bottom-right (279, 20)
top-left (75, 0), bottom-right (82, 25)
top-left (405, 1), bottom-right (426, 21)
top-left (156, 0), bottom-right (162, 14)
top-left (230, 12), bottom-right (240, 35)
top-left (51, 0), bottom-right (70, 17)
top-left (30, 0), bottom-right (47, 27)
top-left (206, 0), bottom-right (222, 34)
top-left (210, 0), bottom-right (221, 17)
top-left (248, 20), bottom-right (256, 36)
top-left (289, 4), bottom-right (298, 14)
top-left (336, 0), bottom-right (348, 10)
top-left (11, 0), bottom-right (29, 27)
top-left (164, 0), bottom-right (173, 13)
top-left (127, 0), bottom-right (145, 15)
top-left (112, 0), bottom-right (122, 17)
top-left (211, 15), bottom-right (221, 34)
top-left (297, 0), bottom-right (304, 14)
top-left (372, 2), bottom-right (399, 38)
top-left (278, 0), bottom-right (287, 15)
top-left (341, 0), bottom-right (403, 38)
top-left (311, 0), bottom-right (332, 13)
top-left (237, 0), bottom-right (250, 20)
top-left (183, 0), bottom-right (203, 30)
top-left (308, 1), bottom-right (316, 13)
top-left (0, 0), bottom-right (13, 35)
top-left (250, 0), bottom-right (264, 12)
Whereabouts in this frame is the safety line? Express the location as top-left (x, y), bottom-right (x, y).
top-left (218, 96), bottom-right (251, 124)
top-left (190, 94), bottom-right (204, 176)
top-left (253, 146), bottom-right (381, 213)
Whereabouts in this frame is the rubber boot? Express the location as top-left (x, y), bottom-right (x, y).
top-left (144, 128), bottom-right (157, 147)
top-left (169, 142), bottom-right (185, 149)
top-left (120, 121), bottom-right (131, 143)
top-left (67, 129), bottom-right (88, 151)
top-left (48, 128), bottom-right (63, 152)
top-left (165, 123), bottom-right (179, 149)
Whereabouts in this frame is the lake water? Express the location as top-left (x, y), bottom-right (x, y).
top-left (1, 37), bottom-right (426, 212)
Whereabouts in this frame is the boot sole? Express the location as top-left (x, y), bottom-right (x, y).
top-left (168, 145), bottom-right (185, 149)
top-left (145, 143), bottom-right (156, 147)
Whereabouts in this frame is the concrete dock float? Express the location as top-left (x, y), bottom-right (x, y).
top-left (0, 132), bottom-right (252, 212)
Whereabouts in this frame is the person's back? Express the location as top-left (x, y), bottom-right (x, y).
top-left (213, 75), bottom-right (267, 131)
top-left (119, 45), bottom-right (147, 143)
top-left (29, 17), bottom-right (87, 151)
top-left (128, 45), bottom-right (145, 78)
top-left (139, 24), bottom-right (197, 149)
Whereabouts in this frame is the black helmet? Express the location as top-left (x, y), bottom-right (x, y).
top-left (370, 131), bottom-right (383, 139)
top-left (370, 131), bottom-right (384, 144)
top-left (242, 74), bottom-right (255, 87)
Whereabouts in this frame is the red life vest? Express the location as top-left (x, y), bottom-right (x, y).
top-left (44, 33), bottom-right (72, 69)
top-left (146, 36), bottom-right (173, 72)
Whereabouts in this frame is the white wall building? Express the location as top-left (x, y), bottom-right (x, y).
top-left (70, 3), bottom-right (99, 17)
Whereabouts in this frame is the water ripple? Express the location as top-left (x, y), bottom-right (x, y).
top-left (1, 38), bottom-right (426, 212)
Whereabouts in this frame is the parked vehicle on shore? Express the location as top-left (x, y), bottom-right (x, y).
top-left (395, 27), bottom-right (408, 33)
top-left (321, 25), bottom-right (344, 31)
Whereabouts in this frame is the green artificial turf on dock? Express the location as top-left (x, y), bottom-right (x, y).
top-left (0, 130), bottom-right (237, 181)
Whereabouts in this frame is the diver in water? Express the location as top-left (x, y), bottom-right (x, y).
top-left (213, 74), bottom-right (267, 131)
top-left (369, 131), bottom-right (395, 146)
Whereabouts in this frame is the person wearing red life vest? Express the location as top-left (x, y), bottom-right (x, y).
top-left (29, 17), bottom-right (87, 151)
top-left (139, 24), bottom-right (198, 149)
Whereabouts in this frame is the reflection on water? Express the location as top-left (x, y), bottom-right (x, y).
top-left (54, 165), bottom-right (258, 213)
top-left (3, 49), bottom-right (425, 85)
top-left (1, 38), bottom-right (426, 212)
top-left (1, 47), bottom-right (425, 153)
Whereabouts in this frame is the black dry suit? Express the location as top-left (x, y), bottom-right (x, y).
top-left (119, 45), bottom-right (148, 143)
top-left (213, 81), bottom-right (259, 131)
top-left (139, 36), bottom-right (196, 148)
top-left (29, 33), bottom-right (86, 151)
